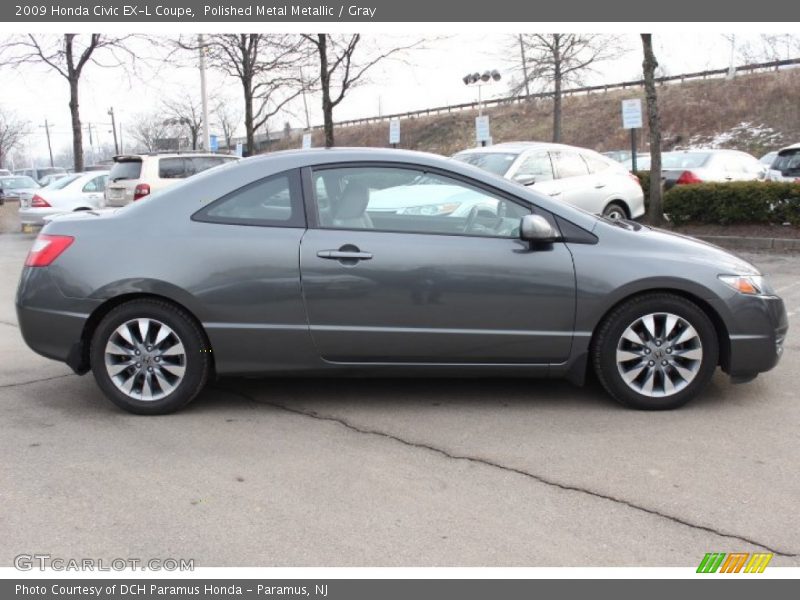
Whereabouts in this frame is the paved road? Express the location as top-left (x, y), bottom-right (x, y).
top-left (1, 231), bottom-right (798, 567)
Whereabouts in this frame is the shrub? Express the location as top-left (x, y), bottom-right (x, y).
top-left (634, 171), bottom-right (651, 212)
top-left (663, 181), bottom-right (800, 226)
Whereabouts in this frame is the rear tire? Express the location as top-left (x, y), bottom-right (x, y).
top-left (602, 201), bottom-right (628, 220)
top-left (592, 293), bottom-right (718, 410)
top-left (90, 299), bottom-right (210, 415)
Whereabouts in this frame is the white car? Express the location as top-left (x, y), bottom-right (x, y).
top-left (19, 171), bottom-right (109, 226)
top-left (766, 143), bottom-right (800, 182)
top-left (104, 153), bottom-right (239, 207)
top-left (660, 150), bottom-right (767, 190)
top-left (453, 142), bottom-right (645, 220)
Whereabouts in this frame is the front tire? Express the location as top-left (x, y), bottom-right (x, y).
top-left (592, 293), bottom-right (718, 410)
top-left (602, 201), bottom-right (628, 220)
top-left (90, 299), bottom-right (210, 415)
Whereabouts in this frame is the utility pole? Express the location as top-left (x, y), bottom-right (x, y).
top-left (300, 69), bottom-right (311, 131)
top-left (119, 122), bottom-right (123, 154)
top-left (108, 107), bottom-right (119, 154)
top-left (198, 34), bottom-right (211, 151)
top-left (518, 35), bottom-right (531, 98)
top-left (40, 119), bottom-right (54, 167)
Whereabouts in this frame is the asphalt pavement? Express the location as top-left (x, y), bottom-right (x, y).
top-left (1, 230), bottom-right (798, 567)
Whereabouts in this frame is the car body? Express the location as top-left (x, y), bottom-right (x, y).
top-left (17, 148), bottom-right (787, 415)
top-left (453, 142), bottom-right (645, 221)
top-left (766, 143), bottom-right (800, 182)
top-left (14, 166), bottom-right (68, 185)
top-left (659, 149), bottom-right (766, 190)
top-left (0, 175), bottom-right (40, 206)
top-left (19, 171), bottom-right (109, 226)
top-left (103, 153), bottom-right (240, 207)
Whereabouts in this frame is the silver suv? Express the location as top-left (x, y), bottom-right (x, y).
top-left (103, 153), bottom-right (239, 207)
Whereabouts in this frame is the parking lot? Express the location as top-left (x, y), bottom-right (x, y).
top-left (0, 210), bottom-right (798, 568)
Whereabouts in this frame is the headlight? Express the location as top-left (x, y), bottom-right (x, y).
top-left (718, 274), bottom-right (767, 295)
top-left (399, 202), bottom-right (460, 216)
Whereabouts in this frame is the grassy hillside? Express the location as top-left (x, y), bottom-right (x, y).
top-left (273, 68), bottom-right (800, 157)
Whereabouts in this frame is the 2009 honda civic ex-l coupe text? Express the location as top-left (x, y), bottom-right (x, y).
top-left (16, 149), bottom-right (788, 414)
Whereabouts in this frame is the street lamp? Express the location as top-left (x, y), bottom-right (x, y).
top-left (463, 69), bottom-right (501, 146)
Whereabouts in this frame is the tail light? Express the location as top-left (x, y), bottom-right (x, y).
top-left (133, 183), bottom-right (150, 201)
top-left (25, 234), bottom-right (74, 267)
top-left (628, 173), bottom-right (642, 187)
top-left (675, 170), bottom-right (703, 185)
top-left (31, 194), bottom-right (51, 208)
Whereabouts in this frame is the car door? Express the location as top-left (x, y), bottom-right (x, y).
top-left (549, 150), bottom-right (600, 213)
top-left (81, 174), bottom-right (108, 207)
top-left (507, 150), bottom-right (562, 197)
top-left (299, 164), bottom-right (577, 365)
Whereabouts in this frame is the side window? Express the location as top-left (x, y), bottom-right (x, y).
top-left (82, 176), bottom-right (106, 193)
top-left (582, 154), bottom-right (611, 174)
top-left (552, 151), bottom-right (590, 179)
top-left (311, 166), bottom-right (530, 238)
top-left (159, 158), bottom-right (188, 179)
top-left (514, 152), bottom-right (554, 182)
top-left (193, 170), bottom-right (304, 227)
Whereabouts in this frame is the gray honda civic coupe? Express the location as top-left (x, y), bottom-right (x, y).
top-left (16, 148), bottom-right (788, 414)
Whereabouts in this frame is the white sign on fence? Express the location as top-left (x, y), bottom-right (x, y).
top-left (302, 133), bottom-right (312, 149)
top-left (475, 115), bottom-right (491, 143)
top-left (621, 98), bottom-right (643, 129)
top-left (389, 119), bottom-right (400, 145)
top-left (234, 142), bottom-right (244, 157)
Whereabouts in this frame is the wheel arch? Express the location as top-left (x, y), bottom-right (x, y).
top-left (603, 199), bottom-right (630, 218)
top-left (71, 292), bottom-right (214, 377)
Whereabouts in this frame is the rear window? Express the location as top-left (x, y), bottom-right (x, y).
top-left (453, 152), bottom-right (518, 177)
top-left (662, 152), bottom-right (710, 169)
top-left (772, 150), bottom-right (800, 174)
top-left (1, 176), bottom-right (37, 189)
top-left (109, 160), bottom-right (142, 182)
top-left (49, 174), bottom-right (81, 190)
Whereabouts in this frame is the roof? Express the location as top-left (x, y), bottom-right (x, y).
top-left (454, 141), bottom-right (582, 154)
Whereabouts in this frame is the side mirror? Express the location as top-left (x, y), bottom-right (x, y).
top-left (520, 214), bottom-right (559, 243)
top-left (513, 174), bottom-right (537, 186)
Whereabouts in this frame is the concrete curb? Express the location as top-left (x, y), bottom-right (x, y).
top-left (694, 235), bottom-right (800, 252)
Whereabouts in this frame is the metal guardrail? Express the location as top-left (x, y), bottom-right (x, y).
top-left (319, 57), bottom-right (800, 130)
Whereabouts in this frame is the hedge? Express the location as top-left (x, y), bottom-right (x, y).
top-left (663, 181), bottom-right (800, 226)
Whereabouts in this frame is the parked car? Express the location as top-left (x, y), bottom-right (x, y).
top-left (766, 143), bottom-right (800, 182)
top-left (660, 149), bottom-right (766, 190)
top-left (16, 148), bottom-right (787, 415)
top-left (0, 169), bottom-right (11, 177)
top-left (453, 142), bottom-right (645, 221)
top-left (759, 151), bottom-right (778, 167)
top-left (622, 154), bottom-right (651, 172)
top-left (103, 153), bottom-right (240, 207)
top-left (19, 171), bottom-right (109, 226)
top-left (15, 166), bottom-right (68, 185)
top-left (0, 175), bottom-right (40, 206)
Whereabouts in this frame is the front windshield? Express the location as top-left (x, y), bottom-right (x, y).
top-left (452, 152), bottom-right (519, 177)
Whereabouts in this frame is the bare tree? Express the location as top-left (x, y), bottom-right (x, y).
top-left (301, 34), bottom-right (422, 147)
top-left (177, 35), bottom-right (306, 156)
top-left (641, 34), bottom-right (664, 227)
top-left (514, 34), bottom-right (623, 142)
top-left (130, 112), bottom-right (174, 153)
top-left (0, 34), bottom-right (136, 172)
top-left (214, 101), bottom-right (241, 150)
top-left (0, 109), bottom-right (30, 169)
top-left (163, 94), bottom-right (203, 150)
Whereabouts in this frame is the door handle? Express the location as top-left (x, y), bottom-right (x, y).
top-left (317, 250), bottom-right (373, 260)
top-left (594, 183), bottom-right (606, 189)
top-left (549, 191), bottom-right (562, 197)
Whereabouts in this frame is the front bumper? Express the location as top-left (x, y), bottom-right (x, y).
top-left (711, 294), bottom-right (789, 380)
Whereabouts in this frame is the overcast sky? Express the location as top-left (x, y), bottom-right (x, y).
top-left (0, 32), bottom-right (790, 162)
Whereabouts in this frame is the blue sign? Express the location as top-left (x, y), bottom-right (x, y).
top-left (209, 134), bottom-right (219, 152)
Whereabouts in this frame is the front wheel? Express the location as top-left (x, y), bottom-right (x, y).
top-left (90, 299), bottom-right (210, 415)
top-left (592, 293), bottom-right (719, 410)
top-left (602, 201), bottom-right (628, 220)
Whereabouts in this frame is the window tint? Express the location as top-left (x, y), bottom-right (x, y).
top-left (582, 153), bottom-right (611, 174)
top-left (311, 166), bottom-right (530, 238)
top-left (773, 150), bottom-right (800, 174)
top-left (159, 158), bottom-right (188, 179)
top-left (193, 171), bottom-right (304, 227)
top-left (514, 152), bottom-right (554, 182)
top-left (109, 160), bottom-right (142, 181)
top-left (82, 175), bottom-right (107, 193)
top-left (552, 151), bottom-right (590, 179)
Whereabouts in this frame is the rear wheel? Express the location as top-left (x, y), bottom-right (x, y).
top-left (90, 299), bottom-right (210, 415)
top-left (602, 201), bottom-right (628, 220)
top-left (592, 293), bottom-right (718, 410)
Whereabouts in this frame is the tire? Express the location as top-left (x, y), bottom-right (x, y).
top-left (602, 201), bottom-right (628, 220)
top-left (90, 299), bottom-right (210, 415)
top-left (592, 293), bottom-right (718, 410)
